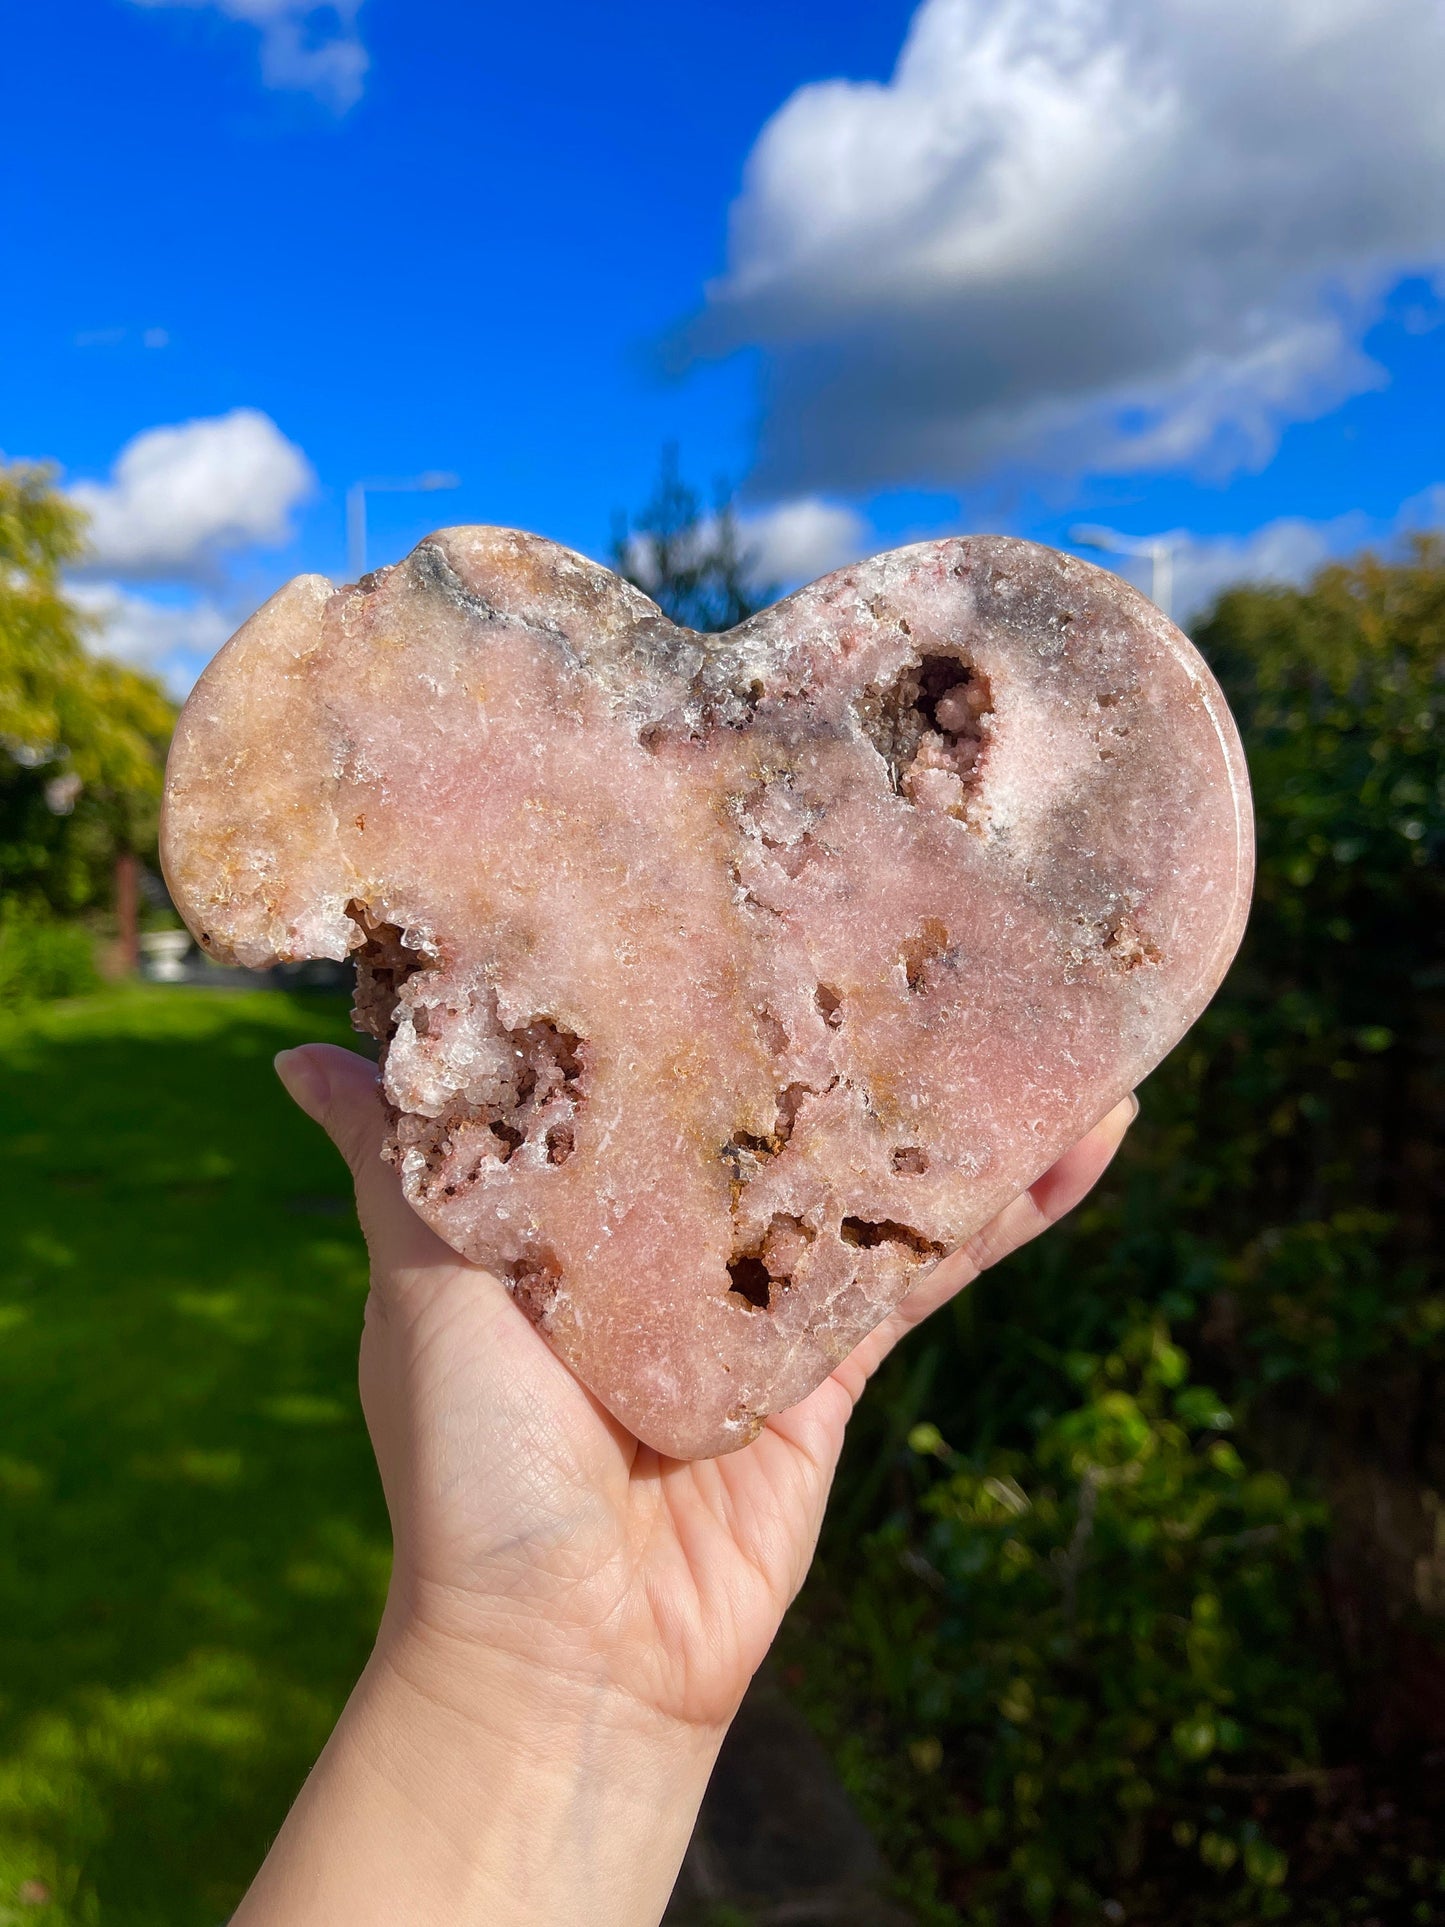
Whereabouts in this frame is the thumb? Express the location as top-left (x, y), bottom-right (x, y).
top-left (274, 1042), bottom-right (458, 1283)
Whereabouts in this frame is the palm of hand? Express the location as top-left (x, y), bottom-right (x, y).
top-left (293, 1044), bottom-right (1132, 1736)
top-left (359, 1236), bottom-right (849, 1732)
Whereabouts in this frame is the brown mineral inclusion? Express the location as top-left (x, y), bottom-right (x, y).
top-left (161, 530), bottom-right (1252, 1458)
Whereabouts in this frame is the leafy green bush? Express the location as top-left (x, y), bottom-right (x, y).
top-left (798, 542), bottom-right (1445, 1920)
top-left (0, 911), bottom-right (99, 1005)
top-left (797, 1323), bottom-right (1326, 1924)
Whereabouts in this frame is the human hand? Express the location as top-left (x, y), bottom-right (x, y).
top-left (233, 1043), bottom-right (1134, 1927)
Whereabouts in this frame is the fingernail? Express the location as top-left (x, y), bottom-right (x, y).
top-left (1128, 1091), bottom-right (1141, 1120)
top-left (275, 1047), bottom-right (329, 1121)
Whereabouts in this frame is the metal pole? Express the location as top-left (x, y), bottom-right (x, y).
top-left (1071, 525), bottom-right (1176, 622)
top-left (1151, 542), bottom-right (1173, 623)
top-left (346, 483), bottom-right (367, 579)
top-left (346, 473), bottom-right (459, 580)
top-left (115, 849), bottom-right (139, 975)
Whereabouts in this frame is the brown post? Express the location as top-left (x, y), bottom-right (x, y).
top-left (115, 849), bottom-right (140, 974)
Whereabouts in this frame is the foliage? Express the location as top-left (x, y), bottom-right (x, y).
top-left (613, 445), bottom-right (775, 632)
top-left (0, 459), bottom-right (175, 916)
top-left (795, 1323), bottom-right (1325, 1924)
top-left (0, 985), bottom-right (383, 1925)
top-left (1183, 545), bottom-right (1443, 1380)
top-left (0, 909), bottom-right (99, 1005)
top-left (798, 542), bottom-right (1445, 1920)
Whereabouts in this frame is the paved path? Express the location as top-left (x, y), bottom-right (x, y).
top-left (665, 1671), bottom-right (914, 1925)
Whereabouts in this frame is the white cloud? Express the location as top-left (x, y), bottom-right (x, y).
top-left (71, 584), bottom-right (235, 696)
top-left (1170, 518), bottom-right (1360, 623)
top-left (73, 325), bottom-right (171, 350)
top-left (1080, 482), bottom-right (1445, 626)
top-left (697, 0), bottom-right (1445, 494)
top-left (739, 498), bottom-right (872, 585)
top-left (70, 409), bottom-right (313, 583)
top-left (621, 496), bottom-right (873, 603)
top-left (131, 0), bottom-right (368, 112)
top-left (1400, 483), bottom-right (1445, 534)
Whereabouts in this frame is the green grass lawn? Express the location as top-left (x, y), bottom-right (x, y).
top-left (0, 985), bottom-right (389, 1926)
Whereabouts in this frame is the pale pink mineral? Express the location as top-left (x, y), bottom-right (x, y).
top-left (161, 530), bottom-right (1252, 1458)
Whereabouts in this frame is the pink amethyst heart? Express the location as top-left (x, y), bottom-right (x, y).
top-left (161, 530), bottom-right (1252, 1458)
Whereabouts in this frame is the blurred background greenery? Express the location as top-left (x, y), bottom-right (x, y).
top-left (0, 985), bottom-right (381, 1927)
top-left (2, 455), bottom-right (1443, 1922)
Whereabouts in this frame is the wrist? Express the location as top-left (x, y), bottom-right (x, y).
top-left (353, 1610), bottom-right (723, 1924)
top-left (231, 1581), bottom-right (726, 1927)
top-left (371, 1583), bottom-right (728, 1772)
top-left (375, 1549), bottom-right (739, 1735)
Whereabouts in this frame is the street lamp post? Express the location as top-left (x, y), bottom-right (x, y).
top-left (346, 471), bottom-right (460, 578)
top-left (1069, 524), bottom-right (1179, 623)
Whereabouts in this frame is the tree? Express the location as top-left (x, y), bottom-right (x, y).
top-left (0, 459), bottom-right (175, 918)
top-left (612, 445), bottom-right (775, 633)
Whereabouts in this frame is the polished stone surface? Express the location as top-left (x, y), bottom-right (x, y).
top-left (162, 530), bottom-right (1252, 1458)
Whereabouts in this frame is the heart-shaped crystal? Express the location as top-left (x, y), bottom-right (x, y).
top-left (162, 530), bottom-right (1252, 1457)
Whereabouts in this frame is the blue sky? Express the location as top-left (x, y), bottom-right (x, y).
top-left (5, 0), bottom-right (1445, 688)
